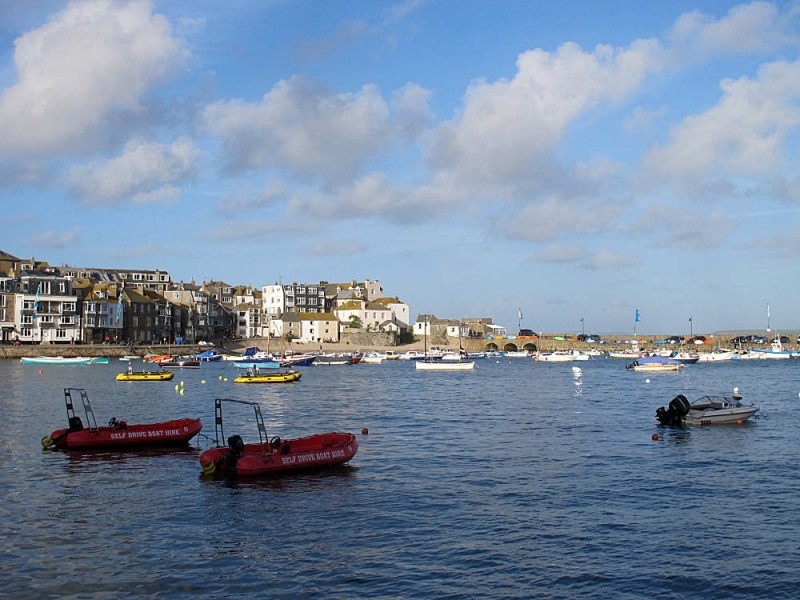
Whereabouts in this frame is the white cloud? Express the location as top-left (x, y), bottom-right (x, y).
top-left (635, 205), bottom-right (736, 250)
top-left (203, 75), bottom-right (431, 185)
top-left (669, 1), bottom-right (796, 59)
top-left (425, 39), bottom-right (665, 186)
top-left (583, 248), bottom-right (638, 270)
top-left (67, 137), bottom-right (200, 204)
top-left (533, 244), bottom-right (588, 264)
top-left (498, 195), bottom-right (626, 243)
top-left (0, 0), bottom-right (187, 160)
top-left (641, 59), bottom-right (800, 189)
top-left (26, 227), bottom-right (80, 248)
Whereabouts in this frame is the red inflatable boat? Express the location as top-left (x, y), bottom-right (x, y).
top-left (42, 388), bottom-right (202, 450)
top-left (200, 399), bottom-right (358, 478)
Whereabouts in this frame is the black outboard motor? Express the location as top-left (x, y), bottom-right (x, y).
top-left (68, 416), bottom-right (84, 432)
top-left (655, 394), bottom-right (691, 425)
top-left (225, 434), bottom-right (245, 470)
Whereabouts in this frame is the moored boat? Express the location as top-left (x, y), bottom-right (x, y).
top-left (194, 349), bottom-right (223, 362)
top-left (42, 388), bottom-right (202, 450)
top-left (233, 368), bottom-right (301, 383)
top-left (199, 399), bottom-right (358, 478)
top-left (626, 356), bottom-right (684, 372)
top-left (416, 359), bottom-right (475, 371)
top-left (313, 354), bottom-right (354, 365)
top-left (697, 350), bottom-right (737, 362)
top-left (159, 356), bottom-right (201, 368)
top-left (116, 370), bottom-right (175, 381)
top-left (21, 356), bottom-right (109, 365)
top-left (656, 391), bottom-right (759, 426)
top-left (233, 360), bottom-right (281, 369)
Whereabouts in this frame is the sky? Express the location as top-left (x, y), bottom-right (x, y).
top-left (1, 0), bottom-right (799, 336)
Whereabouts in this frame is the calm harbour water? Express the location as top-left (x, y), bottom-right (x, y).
top-left (2, 356), bottom-right (799, 599)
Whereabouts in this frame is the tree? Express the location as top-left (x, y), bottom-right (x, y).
top-left (347, 315), bottom-right (362, 329)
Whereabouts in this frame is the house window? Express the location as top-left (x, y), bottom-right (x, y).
top-left (55, 329), bottom-right (67, 339)
top-left (59, 282), bottom-right (66, 293)
top-left (22, 315), bottom-right (32, 324)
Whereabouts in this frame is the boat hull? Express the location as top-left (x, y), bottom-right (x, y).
top-left (21, 356), bottom-right (109, 365)
top-left (632, 364), bottom-right (683, 372)
top-left (682, 407), bottom-right (759, 426)
top-left (233, 360), bottom-right (281, 369)
top-left (415, 360), bottom-right (475, 370)
top-left (200, 432), bottom-right (358, 478)
top-left (233, 370), bottom-right (301, 383)
top-left (116, 371), bottom-right (175, 381)
top-left (47, 418), bottom-right (202, 450)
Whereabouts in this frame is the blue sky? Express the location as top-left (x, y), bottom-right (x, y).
top-left (1, 1), bottom-right (799, 335)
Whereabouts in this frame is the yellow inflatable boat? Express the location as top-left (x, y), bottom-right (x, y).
top-left (116, 370), bottom-right (175, 382)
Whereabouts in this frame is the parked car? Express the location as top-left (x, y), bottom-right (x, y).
top-left (772, 336), bottom-right (790, 344)
top-left (517, 329), bottom-right (537, 338)
top-left (577, 334), bottom-right (601, 343)
top-left (688, 336), bottom-right (707, 344)
top-left (665, 336), bottom-right (684, 344)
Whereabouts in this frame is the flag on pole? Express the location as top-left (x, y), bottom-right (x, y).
top-left (635, 308), bottom-right (640, 323)
top-left (33, 283), bottom-right (41, 321)
top-left (116, 287), bottom-right (123, 323)
top-left (518, 308), bottom-right (523, 321)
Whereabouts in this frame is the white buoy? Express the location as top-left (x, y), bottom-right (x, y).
top-left (645, 378), bottom-right (651, 384)
top-left (734, 386), bottom-right (740, 395)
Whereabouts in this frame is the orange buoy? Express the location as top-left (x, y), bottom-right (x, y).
top-left (736, 419), bottom-right (743, 425)
top-left (361, 428), bottom-right (369, 435)
top-left (38, 369), bottom-right (43, 375)
top-left (651, 433), bottom-right (659, 441)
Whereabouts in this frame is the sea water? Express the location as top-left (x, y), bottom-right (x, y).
top-left (2, 357), bottom-right (799, 598)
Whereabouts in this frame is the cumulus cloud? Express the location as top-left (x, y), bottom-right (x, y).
top-left (669, 1), bottom-right (796, 59)
top-left (0, 0), bottom-right (187, 160)
top-left (67, 137), bottom-right (200, 204)
top-left (424, 39), bottom-right (665, 186)
top-left (641, 59), bottom-right (800, 190)
top-left (203, 75), bottom-right (432, 185)
top-left (497, 195), bottom-right (626, 243)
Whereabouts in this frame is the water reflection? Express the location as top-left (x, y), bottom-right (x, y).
top-left (571, 365), bottom-right (583, 396)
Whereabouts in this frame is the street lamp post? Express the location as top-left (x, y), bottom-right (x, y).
top-left (689, 317), bottom-right (693, 339)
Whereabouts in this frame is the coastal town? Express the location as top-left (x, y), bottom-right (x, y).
top-left (3, 248), bottom-right (797, 360)
top-left (0, 248), bottom-right (510, 350)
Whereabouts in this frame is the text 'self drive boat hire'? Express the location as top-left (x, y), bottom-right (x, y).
top-left (200, 399), bottom-right (358, 478)
top-left (655, 390), bottom-right (759, 426)
top-left (41, 388), bottom-right (202, 450)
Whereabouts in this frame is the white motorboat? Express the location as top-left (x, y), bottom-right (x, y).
top-left (626, 356), bottom-right (683, 372)
top-left (536, 351), bottom-right (576, 362)
top-left (361, 352), bottom-right (386, 364)
top-left (697, 350), bottom-right (737, 362)
top-left (415, 360), bottom-right (475, 371)
top-left (749, 341), bottom-right (798, 359)
top-left (656, 392), bottom-right (759, 426)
